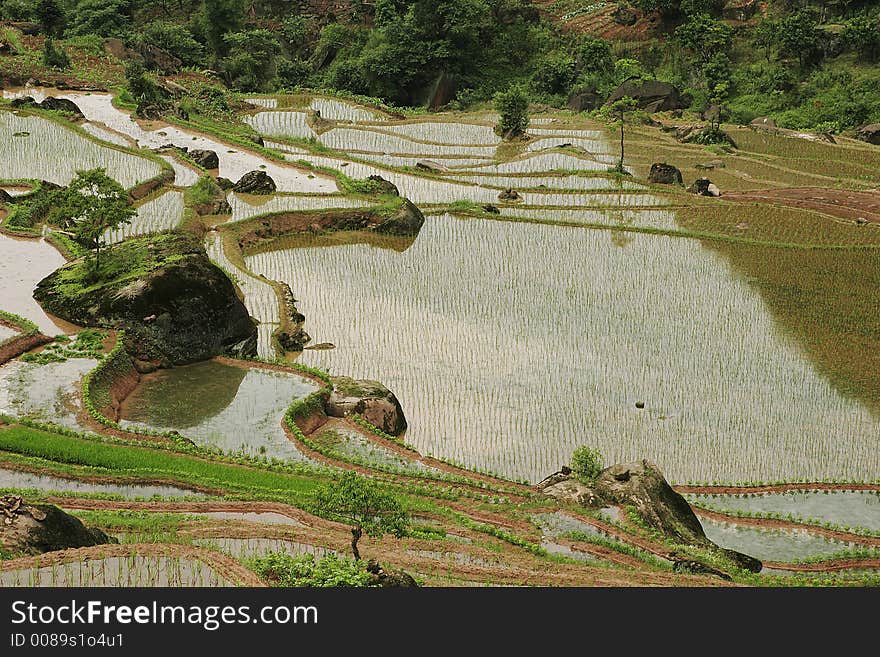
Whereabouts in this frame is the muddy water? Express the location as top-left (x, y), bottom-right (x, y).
top-left (699, 517), bottom-right (868, 563)
top-left (0, 467), bottom-right (205, 498)
top-left (0, 234), bottom-right (77, 335)
top-left (0, 358), bottom-right (96, 430)
top-left (119, 360), bottom-right (318, 462)
top-left (247, 213), bottom-right (880, 485)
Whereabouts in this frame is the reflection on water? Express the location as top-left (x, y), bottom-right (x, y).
top-left (120, 360), bottom-right (318, 462)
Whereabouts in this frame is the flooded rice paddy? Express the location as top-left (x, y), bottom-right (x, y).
top-left (699, 517), bottom-right (871, 564)
top-left (688, 490), bottom-right (880, 532)
top-left (0, 467), bottom-right (205, 498)
top-left (119, 360), bottom-right (318, 462)
top-left (0, 358), bottom-right (96, 430)
top-left (0, 556), bottom-right (233, 587)
top-left (247, 213), bottom-right (880, 484)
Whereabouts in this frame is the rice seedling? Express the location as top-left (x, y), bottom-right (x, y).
top-left (526, 136), bottom-right (611, 155)
top-left (80, 122), bottom-right (133, 148)
top-left (244, 97), bottom-right (279, 109)
top-left (318, 127), bottom-right (498, 158)
top-left (375, 121), bottom-right (500, 146)
top-left (159, 155), bottom-right (200, 187)
top-left (246, 213), bottom-right (880, 485)
top-left (226, 192), bottom-right (373, 223)
top-left (194, 537), bottom-right (331, 560)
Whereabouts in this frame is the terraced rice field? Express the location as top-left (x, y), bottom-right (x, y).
top-left (0, 112), bottom-right (160, 188)
top-left (105, 190), bottom-right (185, 243)
top-left (0, 555), bottom-right (234, 587)
top-left (0, 233), bottom-right (71, 334)
top-left (688, 491), bottom-right (880, 532)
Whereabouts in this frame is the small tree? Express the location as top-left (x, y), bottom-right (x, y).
top-left (494, 84), bottom-right (530, 139)
top-left (49, 168), bottom-right (135, 275)
top-left (609, 96), bottom-right (637, 175)
top-left (37, 0), bottom-right (65, 38)
top-left (314, 471), bottom-right (409, 561)
top-left (571, 446), bottom-right (603, 483)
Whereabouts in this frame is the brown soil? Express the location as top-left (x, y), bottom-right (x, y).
top-left (0, 332), bottom-right (52, 366)
top-left (723, 188), bottom-right (880, 224)
top-left (692, 507), bottom-right (880, 548)
top-left (764, 558), bottom-right (880, 573)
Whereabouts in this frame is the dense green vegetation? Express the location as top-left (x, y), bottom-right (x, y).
top-left (1, 1), bottom-right (878, 132)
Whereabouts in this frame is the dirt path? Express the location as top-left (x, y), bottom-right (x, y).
top-left (723, 187), bottom-right (880, 224)
top-left (764, 558), bottom-right (880, 573)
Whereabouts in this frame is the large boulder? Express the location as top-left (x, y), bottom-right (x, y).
top-left (367, 175), bottom-right (400, 196)
top-left (374, 199), bottom-right (425, 235)
top-left (648, 162), bottom-right (683, 185)
top-left (606, 79), bottom-right (690, 113)
top-left (34, 233), bottom-right (257, 366)
top-left (0, 495), bottom-right (116, 557)
top-left (415, 160), bottom-right (449, 174)
top-left (568, 87), bottom-right (601, 113)
top-left (233, 170), bottom-right (277, 194)
top-left (540, 461), bottom-right (762, 574)
top-left (39, 97), bottom-right (85, 119)
top-left (326, 376), bottom-right (408, 436)
top-left (9, 96), bottom-right (38, 109)
top-left (856, 123), bottom-right (880, 145)
top-left (139, 43), bottom-right (182, 74)
top-left (189, 149), bottom-right (219, 169)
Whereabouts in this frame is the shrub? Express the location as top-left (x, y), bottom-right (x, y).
top-left (249, 552), bottom-right (373, 587)
top-left (494, 84), bottom-right (529, 138)
top-left (42, 37), bottom-right (69, 69)
top-left (571, 446), bottom-right (603, 483)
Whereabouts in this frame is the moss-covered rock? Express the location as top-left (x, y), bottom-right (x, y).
top-left (326, 376), bottom-right (408, 436)
top-left (33, 233), bottom-right (257, 366)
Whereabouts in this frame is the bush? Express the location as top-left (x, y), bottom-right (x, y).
top-left (494, 84), bottom-right (529, 137)
top-left (249, 552), bottom-right (373, 587)
top-left (42, 37), bottom-right (69, 69)
top-left (135, 21), bottom-right (204, 67)
top-left (570, 446), bottom-right (603, 483)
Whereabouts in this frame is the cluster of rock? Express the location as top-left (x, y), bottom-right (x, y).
top-left (10, 95), bottom-right (84, 119)
top-left (648, 163), bottom-right (721, 197)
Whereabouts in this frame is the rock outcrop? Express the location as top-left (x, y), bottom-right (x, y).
top-left (648, 162), bottom-right (683, 185)
top-left (539, 461), bottom-right (762, 574)
top-left (34, 233), bottom-right (257, 366)
top-left (607, 80), bottom-right (690, 113)
top-left (1, 495), bottom-right (116, 557)
top-left (367, 175), bottom-right (400, 196)
top-left (375, 199), bottom-right (425, 235)
top-left (326, 376), bottom-right (407, 436)
top-left (233, 170), bottom-right (277, 194)
top-left (687, 178), bottom-right (721, 197)
top-left (856, 123), bottom-right (880, 145)
top-left (568, 87), bottom-right (601, 112)
top-left (189, 149), bottom-right (219, 169)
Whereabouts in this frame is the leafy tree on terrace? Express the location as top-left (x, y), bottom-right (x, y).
top-left (608, 96), bottom-right (637, 174)
top-left (135, 21), bottom-right (205, 67)
top-left (314, 470), bottom-right (409, 561)
top-left (49, 168), bottom-right (135, 276)
top-left (776, 9), bottom-right (823, 68)
top-left (201, 0), bottom-right (245, 58)
top-left (494, 83), bottom-right (530, 138)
